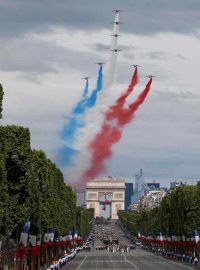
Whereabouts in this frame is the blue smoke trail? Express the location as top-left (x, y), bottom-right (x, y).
top-left (84, 65), bottom-right (103, 108)
top-left (73, 65), bottom-right (103, 114)
top-left (59, 145), bottom-right (78, 166)
top-left (59, 65), bottom-right (103, 166)
top-left (82, 79), bottom-right (89, 98)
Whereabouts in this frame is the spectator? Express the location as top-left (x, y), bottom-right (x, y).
top-left (194, 257), bottom-right (198, 266)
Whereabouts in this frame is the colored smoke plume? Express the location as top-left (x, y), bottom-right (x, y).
top-left (82, 78), bottom-right (89, 98)
top-left (81, 77), bottom-right (152, 183)
top-left (105, 67), bottom-right (138, 121)
top-left (103, 12), bottom-right (120, 89)
top-left (59, 65), bottom-right (103, 166)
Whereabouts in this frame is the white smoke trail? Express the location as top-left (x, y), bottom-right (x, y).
top-left (66, 13), bottom-right (121, 182)
top-left (103, 13), bottom-right (120, 89)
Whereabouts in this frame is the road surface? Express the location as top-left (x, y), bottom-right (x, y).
top-left (63, 249), bottom-right (198, 270)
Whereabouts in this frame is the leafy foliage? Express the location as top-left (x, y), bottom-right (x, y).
top-left (0, 125), bottom-right (93, 240)
top-left (119, 184), bottom-right (200, 237)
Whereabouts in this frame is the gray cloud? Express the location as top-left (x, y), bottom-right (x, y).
top-left (92, 44), bottom-right (110, 52)
top-left (0, 38), bottom-right (103, 82)
top-left (1, 0), bottom-right (200, 185)
top-left (107, 94), bottom-right (200, 182)
top-left (1, 0), bottom-right (200, 38)
top-left (122, 52), bottom-right (135, 60)
top-left (153, 90), bottom-right (200, 101)
top-left (146, 51), bottom-right (167, 60)
top-left (92, 43), bottom-right (135, 52)
top-left (176, 54), bottom-right (186, 60)
top-left (0, 40), bottom-right (57, 74)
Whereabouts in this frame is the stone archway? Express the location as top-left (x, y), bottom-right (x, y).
top-left (99, 193), bottom-right (112, 219)
top-left (86, 177), bottom-right (125, 219)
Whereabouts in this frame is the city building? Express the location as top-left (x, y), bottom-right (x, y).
top-left (139, 190), bottom-right (166, 210)
top-left (135, 168), bottom-right (144, 193)
top-left (125, 183), bottom-right (133, 210)
top-left (132, 169), bottom-right (146, 203)
top-left (147, 182), bottom-right (160, 190)
top-left (86, 177), bottom-right (125, 219)
top-left (130, 190), bottom-right (166, 211)
top-left (170, 181), bottom-right (181, 189)
top-left (75, 189), bottom-right (85, 207)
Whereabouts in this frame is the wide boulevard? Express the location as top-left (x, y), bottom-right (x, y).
top-left (62, 218), bottom-right (198, 270)
top-left (63, 250), bottom-right (197, 270)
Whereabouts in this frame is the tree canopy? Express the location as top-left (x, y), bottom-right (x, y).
top-left (0, 125), bottom-right (93, 240)
top-left (119, 184), bottom-right (200, 237)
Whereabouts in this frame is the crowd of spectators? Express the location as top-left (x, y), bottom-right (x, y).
top-left (141, 245), bottom-right (199, 267)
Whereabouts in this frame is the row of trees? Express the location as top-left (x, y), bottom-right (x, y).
top-left (0, 85), bottom-right (94, 241)
top-left (119, 184), bottom-right (200, 237)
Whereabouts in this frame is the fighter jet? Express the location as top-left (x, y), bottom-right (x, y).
top-left (81, 77), bottom-right (90, 80)
top-left (111, 34), bottom-right (121, 37)
top-left (112, 9), bottom-right (123, 13)
top-left (112, 21), bottom-right (122, 25)
top-left (131, 65), bottom-right (141, 68)
top-left (145, 75), bottom-right (156, 79)
top-left (95, 62), bottom-right (105, 66)
top-left (110, 48), bottom-right (122, 52)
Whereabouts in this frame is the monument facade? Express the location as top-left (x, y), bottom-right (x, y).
top-left (86, 177), bottom-right (125, 219)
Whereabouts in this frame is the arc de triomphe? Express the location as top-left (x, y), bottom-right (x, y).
top-left (86, 177), bottom-right (125, 219)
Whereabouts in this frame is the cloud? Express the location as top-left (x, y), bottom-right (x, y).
top-left (92, 43), bottom-right (135, 53)
top-left (107, 92), bottom-right (200, 182)
top-left (1, 0), bottom-right (200, 39)
top-left (92, 44), bottom-right (110, 52)
top-left (153, 90), bottom-right (200, 101)
top-left (1, 1), bottom-right (200, 185)
top-left (0, 37), bottom-right (102, 82)
top-left (122, 52), bottom-right (135, 60)
top-left (146, 51), bottom-right (167, 60)
top-left (176, 54), bottom-right (186, 60)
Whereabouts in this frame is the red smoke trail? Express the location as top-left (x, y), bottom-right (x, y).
top-left (81, 78), bottom-right (152, 183)
top-left (105, 67), bottom-right (138, 121)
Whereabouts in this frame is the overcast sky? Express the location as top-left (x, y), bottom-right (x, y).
top-left (1, 0), bottom-right (200, 187)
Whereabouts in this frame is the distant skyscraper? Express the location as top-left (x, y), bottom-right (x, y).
top-left (147, 182), bottom-right (160, 190)
top-left (170, 181), bottom-right (180, 189)
top-left (125, 183), bottom-right (133, 210)
top-left (135, 168), bottom-right (143, 193)
top-left (75, 189), bottom-right (85, 207)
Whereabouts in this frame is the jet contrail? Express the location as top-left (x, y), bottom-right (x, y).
top-left (82, 79), bottom-right (89, 98)
top-left (103, 12), bottom-right (120, 90)
top-left (59, 65), bottom-right (103, 166)
top-left (73, 13), bottom-right (121, 149)
top-left (60, 79), bottom-right (90, 144)
top-left (81, 77), bottom-right (152, 183)
top-left (105, 67), bottom-right (138, 121)
top-left (64, 12), bottom-right (121, 178)
top-left (83, 65), bottom-right (103, 108)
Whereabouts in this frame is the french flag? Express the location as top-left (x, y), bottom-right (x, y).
top-left (160, 232), bottom-right (163, 242)
top-left (194, 229), bottom-right (199, 243)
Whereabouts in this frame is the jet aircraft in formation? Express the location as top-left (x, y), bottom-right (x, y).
top-left (110, 48), bottom-right (122, 52)
top-left (112, 9), bottom-right (123, 13)
top-left (81, 77), bottom-right (90, 81)
top-left (95, 62), bottom-right (105, 66)
top-left (145, 75), bottom-right (156, 79)
top-left (131, 65), bottom-right (141, 68)
top-left (111, 34), bottom-right (121, 37)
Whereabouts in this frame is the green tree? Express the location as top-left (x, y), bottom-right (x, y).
top-left (119, 184), bottom-right (200, 238)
